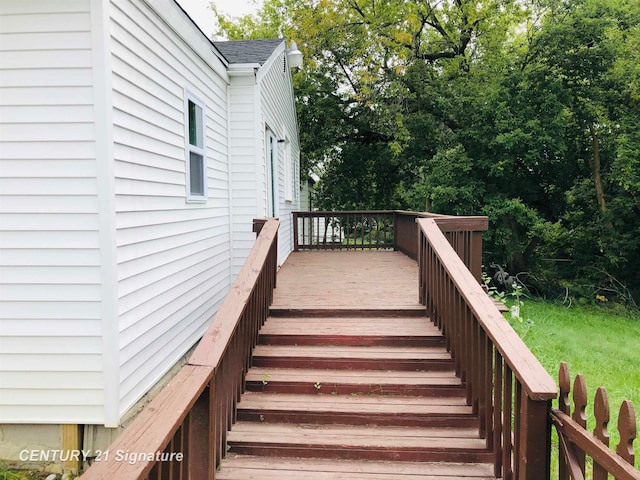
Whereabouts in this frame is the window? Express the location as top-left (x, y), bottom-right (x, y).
top-left (185, 93), bottom-right (206, 201)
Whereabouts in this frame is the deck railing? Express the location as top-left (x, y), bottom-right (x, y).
top-left (80, 218), bottom-right (279, 480)
top-left (552, 362), bottom-right (638, 480)
top-left (293, 210), bottom-right (395, 251)
top-left (293, 210), bottom-right (487, 282)
top-left (418, 217), bottom-right (558, 480)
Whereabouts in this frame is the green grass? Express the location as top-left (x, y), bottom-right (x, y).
top-left (511, 299), bottom-right (640, 471)
top-left (0, 465), bottom-right (50, 480)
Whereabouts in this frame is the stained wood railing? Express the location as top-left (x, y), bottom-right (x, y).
top-left (80, 218), bottom-right (279, 480)
top-left (293, 210), bottom-right (395, 251)
top-left (293, 210), bottom-right (487, 282)
top-left (551, 362), bottom-right (639, 480)
top-left (418, 217), bottom-right (558, 480)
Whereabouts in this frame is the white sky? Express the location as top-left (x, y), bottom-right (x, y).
top-left (177, 0), bottom-right (262, 38)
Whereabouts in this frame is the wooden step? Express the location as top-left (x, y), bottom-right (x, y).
top-left (251, 344), bottom-right (455, 371)
top-left (245, 367), bottom-right (465, 396)
top-left (226, 422), bottom-right (492, 463)
top-left (269, 306), bottom-right (427, 317)
top-left (236, 392), bottom-right (478, 427)
top-left (217, 455), bottom-right (496, 479)
top-left (259, 316), bottom-right (445, 347)
top-left (221, 308), bottom-right (495, 477)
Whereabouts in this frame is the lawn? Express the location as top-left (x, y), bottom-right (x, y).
top-left (0, 465), bottom-right (51, 480)
top-left (511, 299), bottom-right (640, 471)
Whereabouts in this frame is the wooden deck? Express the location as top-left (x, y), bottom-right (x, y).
top-left (83, 214), bottom-right (633, 480)
top-left (217, 250), bottom-right (497, 479)
top-left (271, 250), bottom-right (423, 313)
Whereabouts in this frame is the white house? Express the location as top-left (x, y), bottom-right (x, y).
top-left (0, 0), bottom-right (301, 465)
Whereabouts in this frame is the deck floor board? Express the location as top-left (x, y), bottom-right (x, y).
top-left (272, 251), bottom-right (421, 310)
top-left (217, 455), bottom-right (496, 479)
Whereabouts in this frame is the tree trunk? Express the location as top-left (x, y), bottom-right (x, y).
top-left (588, 123), bottom-right (606, 214)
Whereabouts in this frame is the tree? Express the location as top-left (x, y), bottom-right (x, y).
top-left (214, 0), bottom-right (640, 302)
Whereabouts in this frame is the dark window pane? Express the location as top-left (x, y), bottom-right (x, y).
top-left (189, 152), bottom-right (204, 196)
top-left (188, 100), bottom-right (203, 148)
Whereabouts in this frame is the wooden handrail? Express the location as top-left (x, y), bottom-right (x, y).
top-left (418, 217), bottom-right (556, 479)
top-left (81, 218), bottom-right (280, 480)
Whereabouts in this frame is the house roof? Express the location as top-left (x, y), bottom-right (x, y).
top-left (212, 39), bottom-right (284, 65)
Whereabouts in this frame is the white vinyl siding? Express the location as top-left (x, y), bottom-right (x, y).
top-left (109, 0), bottom-right (231, 417)
top-left (0, 0), bottom-right (104, 423)
top-left (258, 50), bottom-right (301, 264)
top-left (0, 0), bottom-right (301, 430)
top-left (228, 47), bottom-right (301, 271)
top-left (284, 139), bottom-right (294, 202)
top-left (228, 76), bottom-right (260, 276)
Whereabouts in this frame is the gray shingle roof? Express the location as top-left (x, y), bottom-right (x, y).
top-left (213, 39), bottom-right (284, 65)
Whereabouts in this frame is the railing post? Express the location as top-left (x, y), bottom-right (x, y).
top-left (292, 212), bottom-right (299, 252)
top-left (471, 231), bottom-right (483, 284)
top-left (188, 383), bottom-right (214, 479)
top-left (418, 223), bottom-right (425, 305)
top-left (519, 395), bottom-right (552, 480)
top-left (253, 218), bottom-right (267, 235)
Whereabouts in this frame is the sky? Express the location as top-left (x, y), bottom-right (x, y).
top-left (177, 0), bottom-right (262, 38)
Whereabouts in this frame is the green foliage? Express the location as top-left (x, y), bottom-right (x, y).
top-left (215, 0), bottom-right (640, 305)
top-left (483, 272), bottom-right (534, 337)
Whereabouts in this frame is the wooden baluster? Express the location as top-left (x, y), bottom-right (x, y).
top-left (572, 374), bottom-right (588, 476)
top-left (503, 366), bottom-right (513, 480)
top-left (450, 290), bottom-right (459, 374)
top-left (375, 214), bottom-right (380, 246)
top-left (470, 319), bottom-right (478, 414)
top-left (180, 421), bottom-right (189, 479)
top-left (392, 211), bottom-right (398, 249)
top-left (514, 382), bottom-right (522, 478)
top-left (484, 336), bottom-right (494, 449)
top-left (616, 400), bottom-right (637, 474)
top-left (314, 214), bottom-right (318, 248)
top-left (478, 327), bottom-right (486, 439)
top-left (459, 302), bottom-right (468, 385)
top-left (558, 363), bottom-right (571, 480)
top-left (418, 230), bottom-right (423, 303)
top-left (593, 387), bottom-right (610, 480)
top-left (345, 214), bottom-right (350, 249)
top-left (303, 214), bottom-right (307, 249)
top-left (493, 351), bottom-right (503, 478)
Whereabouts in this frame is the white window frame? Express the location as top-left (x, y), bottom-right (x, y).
top-left (184, 91), bottom-right (207, 203)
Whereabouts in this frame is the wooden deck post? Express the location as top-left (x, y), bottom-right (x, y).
top-left (253, 218), bottom-right (267, 235)
top-left (292, 212), bottom-right (299, 251)
top-left (61, 424), bottom-right (81, 475)
top-left (471, 231), bottom-right (483, 284)
top-left (188, 384), bottom-right (215, 479)
top-left (518, 395), bottom-right (552, 480)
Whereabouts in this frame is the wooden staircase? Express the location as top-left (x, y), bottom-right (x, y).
top-left (216, 309), bottom-right (497, 479)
